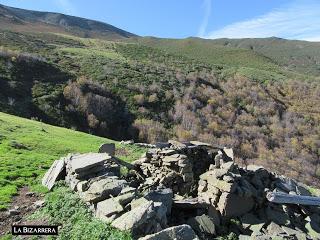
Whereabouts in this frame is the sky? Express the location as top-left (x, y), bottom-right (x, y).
top-left (1, 0), bottom-right (320, 41)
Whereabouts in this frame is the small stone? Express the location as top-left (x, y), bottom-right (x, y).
top-left (9, 209), bottom-right (20, 216)
top-left (98, 143), bottom-right (115, 156)
top-left (26, 192), bottom-right (35, 197)
top-left (33, 200), bottom-right (45, 209)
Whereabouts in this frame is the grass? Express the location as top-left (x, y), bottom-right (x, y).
top-left (0, 112), bottom-right (146, 210)
top-left (29, 184), bottom-right (132, 240)
top-left (59, 47), bottom-right (125, 61)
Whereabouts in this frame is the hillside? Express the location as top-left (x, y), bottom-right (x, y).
top-left (136, 37), bottom-right (320, 77)
top-left (0, 4), bottom-right (136, 39)
top-left (0, 30), bottom-right (319, 188)
top-left (210, 37), bottom-right (320, 76)
top-left (0, 112), bottom-right (145, 210)
top-left (0, 5), bottom-right (319, 189)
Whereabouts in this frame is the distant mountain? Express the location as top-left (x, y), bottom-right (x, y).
top-left (0, 4), bottom-right (136, 39)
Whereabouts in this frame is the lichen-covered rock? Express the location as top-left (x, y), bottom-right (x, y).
top-left (80, 176), bottom-right (128, 203)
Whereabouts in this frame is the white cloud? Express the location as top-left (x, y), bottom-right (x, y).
top-left (198, 0), bottom-right (212, 37)
top-left (55, 0), bottom-right (78, 15)
top-left (204, 0), bottom-right (320, 41)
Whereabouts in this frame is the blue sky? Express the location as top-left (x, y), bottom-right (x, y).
top-left (1, 0), bottom-right (320, 40)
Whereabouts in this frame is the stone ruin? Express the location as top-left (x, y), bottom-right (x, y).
top-left (42, 141), bottom-right (320, 239)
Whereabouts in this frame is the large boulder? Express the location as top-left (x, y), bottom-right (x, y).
top-left (111, 200), bottom-right (167, 237)
top-left (42, 158), bottom-right (66, 190)
top-left (138, 224), bottom-right (199, 240)
top-left (218, 193), bottom-right (254, 218)
top-left (80, 176), bottom-right (128, 203)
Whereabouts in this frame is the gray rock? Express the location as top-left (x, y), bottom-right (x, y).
top-left (81, 176), bottom-right (128, 203)
top-left (76, 181), bottom-right (88, 192)
top-left (138, 224), bottom-right (199, 240)
top-left (42, 158), bottom-right (66, 190)
top-left (96, 198), bottom-right (124, 221)
top-left (168, 140), bottom-right (187, 149)
top-left (131, 197), bottom-right (149, 209)
top-left (111, 200), bottom-right (166, 236)
top-left (33, 200), bottom-right (45, 209)
top-left (98, 143), bottom-right (115, 156)
top-left (144, 188), bottom-right (173, 214)
top-left (69, 153), bottom-right (111, 174)
top-left (9, 209), bottom-right (20, 216)
top-left (187, 214), bottom-right (216, 238)
top-left (218, 193), bottom-right (254, 218)
top-left (212, 180), bottom-right (237, 193)
top-left (266, 222), bottom-right (285, 236)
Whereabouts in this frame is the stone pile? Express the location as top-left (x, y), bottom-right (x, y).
top-left (42, 140), bottom-right (320, 240)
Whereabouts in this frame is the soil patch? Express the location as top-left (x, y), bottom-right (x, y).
top-left (0, 186), bottom-right (47, 236)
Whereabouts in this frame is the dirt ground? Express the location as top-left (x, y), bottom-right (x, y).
top-left (0, 186), bottom-right (47, 237)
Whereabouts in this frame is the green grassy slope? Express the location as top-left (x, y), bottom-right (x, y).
top-left (135, 37), bottom-right (320, 81)
top-left (209, 38), bottom-right (320, 76)
top-left (0, 112), bottom-right (145, 210)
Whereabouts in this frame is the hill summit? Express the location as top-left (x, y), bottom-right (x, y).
top-left (0, 4), bottom-right (136, 39)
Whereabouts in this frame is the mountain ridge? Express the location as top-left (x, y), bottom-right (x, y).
top-left (0, 3), bottom-right (137, 39)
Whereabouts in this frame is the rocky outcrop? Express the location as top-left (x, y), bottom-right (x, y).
top-left (42, 141), bottom-right (320, 240)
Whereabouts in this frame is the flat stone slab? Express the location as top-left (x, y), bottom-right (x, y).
top-left (69, 153), bottom-right (111, 173)
top-left (173, 198), bottom-right (207, 209)
top-left (42, 158), bottom-right (66, 190)
top-left (138, 224), bottom-right (199, 240)
top-left (190, 141), bottom-right (212, 147)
